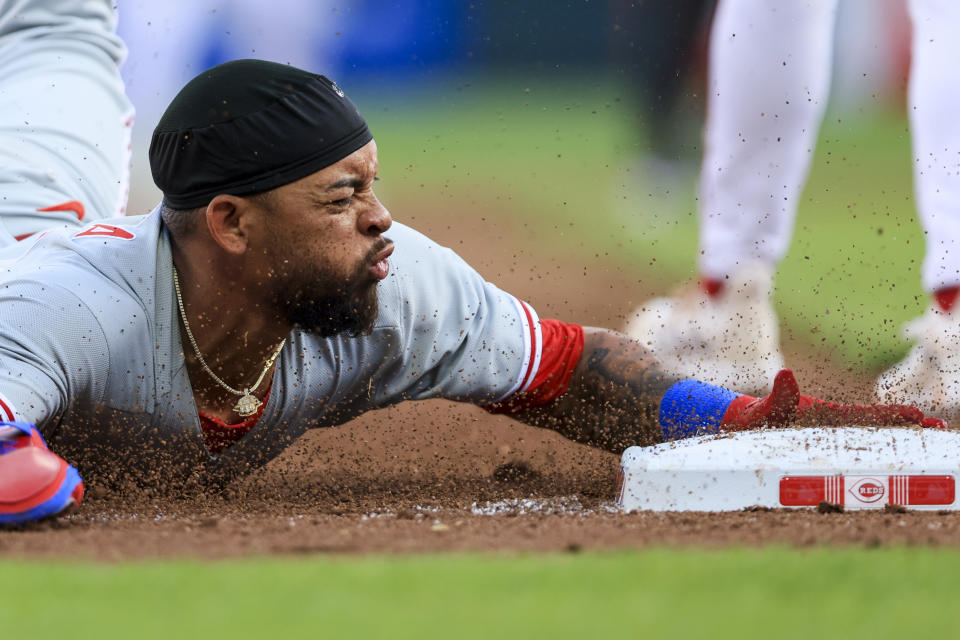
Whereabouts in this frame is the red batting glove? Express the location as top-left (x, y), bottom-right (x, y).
top-left (720, 369), bottom-right (948, 431)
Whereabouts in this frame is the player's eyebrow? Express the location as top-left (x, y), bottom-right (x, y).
top-left (325, 176), bottom-right (365, 191)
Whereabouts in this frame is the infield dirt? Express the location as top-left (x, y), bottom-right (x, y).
top-left (4, 201), bottom-right (958, 559)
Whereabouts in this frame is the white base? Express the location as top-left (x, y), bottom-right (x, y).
top-left (617, 427), bottom-right (960, 512)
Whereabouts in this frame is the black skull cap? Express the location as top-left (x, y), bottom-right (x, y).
top-left (150, 59), bottom-right (372, 209)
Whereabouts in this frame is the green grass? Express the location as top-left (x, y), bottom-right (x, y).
top-left (363, 78), bottom-right (925, 370)
top-left (3, 548), bottom-right (958, 639)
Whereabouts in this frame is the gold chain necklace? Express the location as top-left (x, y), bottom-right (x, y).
top-left (172, 267), bottom-right (285, 417)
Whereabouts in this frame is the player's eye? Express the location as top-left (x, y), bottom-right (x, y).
top-left (330, 196), bottom-right (353, 208)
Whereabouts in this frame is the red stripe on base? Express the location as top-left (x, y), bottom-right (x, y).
top-left (780, 476), bottom-right (827, 506)
top-left (899, 475), bottom-right (955, 505)
top-left (890, 475), bottom-right (906, 505)
top-left (782, 474), bottom-right (956, 507)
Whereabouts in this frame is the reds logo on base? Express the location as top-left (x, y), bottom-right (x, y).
top-left (848, 477), bottom-right (886, 504)
top-left (74, 224), bottom-right (135, 240)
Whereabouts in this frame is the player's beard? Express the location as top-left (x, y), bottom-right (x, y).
top-left (271, 242), bottom-right (384, 338)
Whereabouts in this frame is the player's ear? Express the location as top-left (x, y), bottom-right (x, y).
top-left (204, 195), bottom-right (249, 255)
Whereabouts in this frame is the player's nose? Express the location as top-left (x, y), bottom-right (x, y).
top-left (360, 193), bottom-right (392, 235)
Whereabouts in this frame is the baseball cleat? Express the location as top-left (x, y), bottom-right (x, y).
top-left (876, 304), bottom-right (960, 417)
top-left (0, 422), bottom-right (84, 526)
top-left (625, 262), bottom-right (784, 394)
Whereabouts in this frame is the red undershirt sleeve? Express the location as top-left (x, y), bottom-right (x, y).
top-left (485, 319), bottom-right (584, 415)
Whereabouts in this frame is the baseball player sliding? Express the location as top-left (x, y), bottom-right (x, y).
top-left (0, 0), bottom-right (944, 525)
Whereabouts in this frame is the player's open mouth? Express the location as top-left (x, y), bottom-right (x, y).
top-left (369, 244), bottom-right (394, 280)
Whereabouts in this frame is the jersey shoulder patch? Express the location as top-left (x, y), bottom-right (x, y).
top-left (74, 224), bottom-right (135, 240)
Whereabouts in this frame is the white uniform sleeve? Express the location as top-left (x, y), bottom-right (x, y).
top-left (0, 281), bottom-right (109, 433)
top-left (371, 223), bottom-right (541, 406)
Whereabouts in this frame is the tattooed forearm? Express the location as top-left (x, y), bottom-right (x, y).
top-left (511, 327), bottom-right (680, 453)
top-left (582, 341), bottom-right (677, 403)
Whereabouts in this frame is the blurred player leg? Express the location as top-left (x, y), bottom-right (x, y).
top-left (626, 0), bottom-right (838, 393)
top-left (876, 0), bottom-right (960, 415)
top-left (0, 0), bottom-right (133, 245)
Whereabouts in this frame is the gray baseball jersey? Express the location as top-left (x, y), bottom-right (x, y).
top-left (0, 208), bottom-right (545, 482)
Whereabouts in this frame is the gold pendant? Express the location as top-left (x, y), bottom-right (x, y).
top-left (234, 391), bottom-right (261, 417)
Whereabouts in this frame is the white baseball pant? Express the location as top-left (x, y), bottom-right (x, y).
top-left (698, 0), bottom-right (960, 292)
